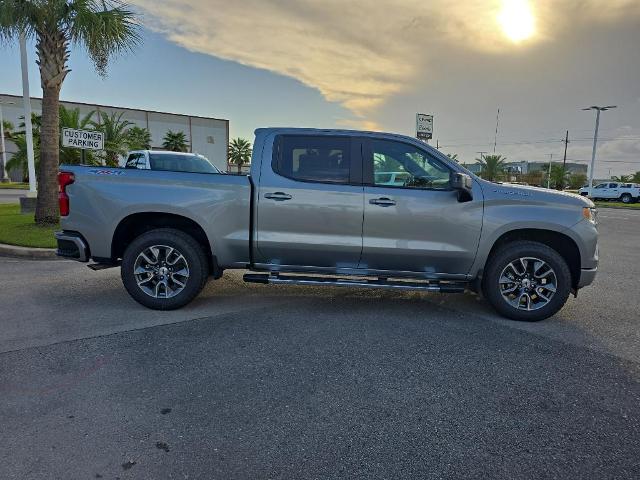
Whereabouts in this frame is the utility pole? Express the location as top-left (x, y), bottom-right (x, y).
top-left (493, 108), bottom-right (500, 153)
top-left (476, 151), bottom-right (488, 177)
top-left (583, 105), bottom-right (616, 197)
top-left (561, 130), bottom-right (569, 190)
top-left (546, 153), bottom-right (553, 189)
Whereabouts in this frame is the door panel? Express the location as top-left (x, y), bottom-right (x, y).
top-left (256, 135), bottom-right (364, 269)
top-left (360, 138), bottom-right (482, 275)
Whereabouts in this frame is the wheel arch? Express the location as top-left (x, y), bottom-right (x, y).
top-left (483, 229), bottom-right (581, 289)
top-left (111, 212), bottom-right (220, 276)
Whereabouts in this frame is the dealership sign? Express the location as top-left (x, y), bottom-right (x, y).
top-left (416, 113), bottom-right (433, 140)
top-left (62, 128), bottom-right (104, 150)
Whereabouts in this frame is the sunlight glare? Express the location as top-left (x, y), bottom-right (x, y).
top-left (498, 0), bottom-right (535, 42)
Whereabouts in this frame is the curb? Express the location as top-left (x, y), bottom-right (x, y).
top-left (0, 242), bottom-right (59, 260)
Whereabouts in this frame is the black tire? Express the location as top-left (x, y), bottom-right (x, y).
top-left (121, 228), bottom-right (208, 310)
top-left (620, 193), bottom-right (632, 204)
top-left (482, 241), bottom-right (571, 322)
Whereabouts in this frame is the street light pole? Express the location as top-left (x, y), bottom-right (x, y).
top-left (0, 101), bottom-right (15, 182)
top-left (546, 153), bottom-right (553, 189)
top-left (583, 105), bottom-right (616, 197)
top-left (20, 32), bottom-right (37, 194)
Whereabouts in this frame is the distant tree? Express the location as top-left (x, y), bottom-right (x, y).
top-left (568, 172), bottom-right (587, 189)
top-left (611, 174), bottom-right (632, 182)
top-left (477, 154), bottom-right (506, 182)
top-left (446, 153), bottom-right (459, 163)
top-left (126, 126), bottom-right (152, 150)
top-left (228, 137), bottom-right (252, 174)
top-left (92, 111), bottom-right (132, 166)
top-left (59, 105), bottom-right (98, 165)
top-left (0, 0), bottom-right (140, 224)
top-left (162, 130), bottom-right (189, 152)
top-left (632, 171), bottom-right (640, 183)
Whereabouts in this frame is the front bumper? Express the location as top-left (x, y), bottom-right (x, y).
top-left (577, 267), bottom-right (597, 288)
top-left (55, 231), bottom-right (90, 262)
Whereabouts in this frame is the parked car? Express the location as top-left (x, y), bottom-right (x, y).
top-left (579, 182), bottom-right (640, 203)
top-left (55, 128), bottom-right (598, 322)
top-left (120, 150), bottom-right (222, 174)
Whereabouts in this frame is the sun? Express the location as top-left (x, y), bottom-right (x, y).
top-left (498, 0), bottom-right (535, 42)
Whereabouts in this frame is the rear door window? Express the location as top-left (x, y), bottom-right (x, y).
top-left (273, 135), bottom-right (352, 184)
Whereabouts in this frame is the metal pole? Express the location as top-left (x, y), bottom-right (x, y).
top-left (20, 33), bottom-right (37, 194)
top-left (587, 109), bottom-right (601, 197)
top-left (547, 154), bottom-right (553, 189)
top-left (0, 104), bottom-right (8, 182)
top-left (493, 107), bottom-right (500, 153)
top-left (560, 130), bottom-right (569, 190)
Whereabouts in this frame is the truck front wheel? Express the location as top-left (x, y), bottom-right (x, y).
top-left (482, 241), bottom-right (571, 321)
top-left (121, 228), bottom-right (208, 310)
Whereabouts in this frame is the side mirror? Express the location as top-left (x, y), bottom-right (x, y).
top-left (451, 172), bottom-right (473, 202)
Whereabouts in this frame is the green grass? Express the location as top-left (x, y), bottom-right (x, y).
top-left (0, 182), bottom-right (29, 189)
top-left (0, 204), bottom-right (58, 248)
top-left (594, 201), bottom-right (640, 209)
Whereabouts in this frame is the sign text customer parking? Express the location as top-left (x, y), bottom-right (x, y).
top-left (62, 128), bottom-right (104, 150)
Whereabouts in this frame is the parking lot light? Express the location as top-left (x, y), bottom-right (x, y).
top-left (583, 105), bottom-right (617, 197)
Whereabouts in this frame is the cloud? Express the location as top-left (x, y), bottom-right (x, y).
top-left (132, 0), bottom-right (640, 125)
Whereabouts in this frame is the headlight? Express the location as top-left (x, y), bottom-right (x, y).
top-left (582, 207), bottom-right (597, 224)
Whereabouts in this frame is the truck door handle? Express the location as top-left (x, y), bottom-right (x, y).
top-left (264, 192), bottom-right (292, 201)
top-left (369, 197), bottom-right (396, 207)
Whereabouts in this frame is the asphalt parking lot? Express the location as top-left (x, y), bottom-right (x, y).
top-left (1, 208), bottom-right (639, 479)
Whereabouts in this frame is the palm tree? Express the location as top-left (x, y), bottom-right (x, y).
top-left (59, 105), bottom-right (97, 165)
top-left (92, 111), bottom-right (132, 166)
top-left (228, 138), bottom-right (252, 174)
top-left (632, 171), bottom-right (640, 183)
top-left (0, 0), bottom-right (139, 224)
top-left (6, 112), bottom-right (42, 181)
top-left (126, 126), bottom-right (152, 150)
top-left (544, 164), bottom-right (570, 190)
top-left (611, 174), bottom-right (631, 182)
top-left (477, 154), bottom-right (506, 182)
top-left (6, 133), bottom-right (40, 181)
top-left (568, 173), bottom-right (587, 189)
top-left (162, 130), bottom-right (189, 152)
top-left (2, 119), bottom-right (14, 140)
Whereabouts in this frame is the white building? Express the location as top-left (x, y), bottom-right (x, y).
top-left (0, 93), bottom-right (229, 179)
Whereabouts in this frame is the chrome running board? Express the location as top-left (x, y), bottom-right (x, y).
top-left (243, 273), bottom-right (466, 293)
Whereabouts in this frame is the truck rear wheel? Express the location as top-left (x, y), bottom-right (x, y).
top-left (121, 228), bottom-right (208, 310)
top-left (620, 193), bottom-right (632, 204)
top-left (482, 241), bottom-right (571, 322)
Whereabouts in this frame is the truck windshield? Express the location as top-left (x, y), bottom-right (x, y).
top-left (149, 153), bottom-right (220, 174)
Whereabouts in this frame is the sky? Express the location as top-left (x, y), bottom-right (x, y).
top-left (1, 0), bottom-right (639, 177)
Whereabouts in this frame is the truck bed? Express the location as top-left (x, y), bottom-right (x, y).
top-left (60, 165), bottom-right (252, 267)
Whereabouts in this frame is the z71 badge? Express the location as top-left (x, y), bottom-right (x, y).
top-left (88, 169), bottom-right (124, 176)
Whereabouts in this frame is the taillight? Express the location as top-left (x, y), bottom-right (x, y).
top-left (58, 171), bottom-right (75, 216)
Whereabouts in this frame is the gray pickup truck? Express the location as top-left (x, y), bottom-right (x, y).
top-left (55, 128), bottom-right (598, 321)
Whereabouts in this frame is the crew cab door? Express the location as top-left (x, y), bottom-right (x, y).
top-left (255, 134), bottom-right (364, 269)
top-left (359, 138), bottom-right (482, 276)
top-left (604, 183), bottom-right (620, 199)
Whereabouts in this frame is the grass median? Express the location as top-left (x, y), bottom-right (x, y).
top-left (0, 204), bottom-right (58, 248)
top-left (0, 182), bottom-right (29, 189)
top-left (594, 201), bottom-right (640, 209)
